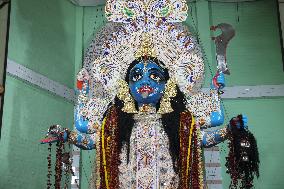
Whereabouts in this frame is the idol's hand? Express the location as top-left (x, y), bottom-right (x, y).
top-left (40, 125), bottom-right (68, 144)
top-left (75, 108), bottom-right (89, 133)
top-left (209, 72), bottom-right (225, 127)
top-left (210, 106), bottom-right (224, 127)
top-left (211, 72), bottom-right (225, 90)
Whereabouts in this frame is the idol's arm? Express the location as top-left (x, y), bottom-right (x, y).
top-left (186, 73), bottom-right (226, 128)
top-left (209, 72), bottom-right (225, 127)
top-left (66, 131), bottom-right (96, 150)
top-left (75, 68), bottom-right (110, 134)
top-left (201, 127), bottom-right (228, 148)
top-left (41, 69), bottom-right (110, 148)
top-left (75, 69), bottom-right (94, 134)
top-left (201, 115), bottom-right (248, 147)
top-left (41, 125), bottom-right (96, 150)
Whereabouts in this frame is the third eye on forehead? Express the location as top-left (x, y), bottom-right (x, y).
top-left (130, 62), bottom-right (165, 74)
top-left (129, 62), bottom-right (166, 81)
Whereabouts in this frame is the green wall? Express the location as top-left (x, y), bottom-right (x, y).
top-left (7, 0), bottom-right (76, 88)
top-left (0, 0), bottom-right (76, 188)
top-left (79, 5), bottom-right (107, 188)
top-left (79, 0), bottom-right (284, 189)
top-left (187, 0), bottom-right (284, 188)
top-left (0, 0), bottom-right (283, 189)
top-left (210, 0), bottom-right (284, 86)
top-left (221, 98), bottom-right (284, 189)
top-left (208, 1), bottom-right (284, 188)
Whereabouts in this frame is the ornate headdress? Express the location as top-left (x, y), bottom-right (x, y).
top-left (134, 33), bottom-right (157, 59)
top-left (81, 0), bottom-right (205, 107)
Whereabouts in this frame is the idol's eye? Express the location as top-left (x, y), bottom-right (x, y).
top-left (131, 73), bottom-right (143, 82)
top-left (150, 73), bottom-right (161, 82)
top-left (129, 68), bottom-right (143, 82)
top-left (149, 71), bottom-right (165, 82)
top-left (148, 67), bottom-right (165, 82)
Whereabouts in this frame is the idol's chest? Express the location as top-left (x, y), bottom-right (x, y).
top-left (118, 114), bottom-right (178, 189)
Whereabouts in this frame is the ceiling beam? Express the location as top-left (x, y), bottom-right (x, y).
top-left (69, 0), bottom-right (105, 6)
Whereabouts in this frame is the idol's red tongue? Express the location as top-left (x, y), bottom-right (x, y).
top-left (138, 86), bottom-right (154, 94)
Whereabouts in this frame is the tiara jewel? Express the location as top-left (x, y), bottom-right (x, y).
top-left (135, 33), bottom-right (157, 59)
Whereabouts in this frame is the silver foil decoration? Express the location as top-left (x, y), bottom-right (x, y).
top-left (211, 23), bottom-right (236, 75)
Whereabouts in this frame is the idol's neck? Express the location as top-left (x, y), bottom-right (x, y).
top-left (138, 104), bottom-right (157, 114)
top-left (134, 104), bottom-right (161, 120)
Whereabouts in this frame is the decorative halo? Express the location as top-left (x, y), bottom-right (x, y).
top-left (81, 22), bottom-right (204, 101)
top-left (79, 0), bottom-right (205, 104)
top-left (105, 0), bottom-right (188, 24)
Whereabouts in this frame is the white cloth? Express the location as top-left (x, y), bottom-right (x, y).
top-left (118, 113), bottom-right (178, 189)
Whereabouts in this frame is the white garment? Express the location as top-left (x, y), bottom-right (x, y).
top-left (118, 113), bottom-right (178, 189)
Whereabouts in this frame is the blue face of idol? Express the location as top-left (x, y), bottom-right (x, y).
top-left (128, 61), bottom-right (167, 107)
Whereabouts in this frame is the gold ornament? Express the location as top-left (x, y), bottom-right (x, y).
top-left (157, 78), bottom-right (177, 114)
top-left (138, 104), bottom-right (157, 114)
top-left (135, 33), bottom-right (157, 59)
top-left (117, 80), bottom-right (138, 113)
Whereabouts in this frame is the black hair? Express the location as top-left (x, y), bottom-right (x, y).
top-left (114, 57), bottom-right (187, 171)
top-left (161, 87), bottom-right (186, 172)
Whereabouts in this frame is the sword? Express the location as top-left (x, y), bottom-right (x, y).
top-left (211, 23), bottom-right (235, 75)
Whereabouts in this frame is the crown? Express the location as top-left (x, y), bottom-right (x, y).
top-left (105, 0), bottom-right (188, 24)
top-left (135, 33), bottom-right (157, 59)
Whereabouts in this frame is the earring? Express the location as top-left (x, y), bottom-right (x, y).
top-left (158, 78), bottom-right (177, 114)
top-left (117, 80), bottom-right (138, 113)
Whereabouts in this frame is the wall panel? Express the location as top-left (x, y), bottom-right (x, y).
top-left (0, 0), bottom-right (77, 188)
top-left (210, 0), bottom-right (284, 188)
